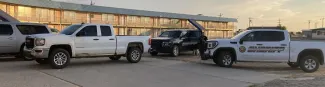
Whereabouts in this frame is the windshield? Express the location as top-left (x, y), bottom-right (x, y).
top-left (231, 30), bottom-right (249, 39)
top-left (60, 25), bottom-right (82, 35)
top-left (159, 31), bottom-right (182, 38)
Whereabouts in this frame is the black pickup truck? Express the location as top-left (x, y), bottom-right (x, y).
top-left (149, 30), bottom-right (202, 57)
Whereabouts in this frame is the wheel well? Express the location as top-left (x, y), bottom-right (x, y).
top-left (49, 45), bottom-right (72, 57)
top-left (19, 43), bottom-right (25, 51)
top-left (213, 47), bottom-right (237, 61)
top-left (298, 49), bottom-right (324, 65)
top-left (127, 42), bottom-right (144, 53)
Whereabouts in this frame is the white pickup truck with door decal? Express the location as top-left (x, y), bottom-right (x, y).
top-left (202, 28), bottom-right (325, 73)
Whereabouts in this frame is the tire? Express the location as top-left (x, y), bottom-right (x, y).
top-left (35, 59), bottom-right (48, 64)
top-left (109, 56), bottom-right (121, 60)
top-left (299, 55), bottom-right (320, 73)
top-left (150, 51), bottom-right (158, 56)
top-left (16, 45), bottom-right (34, 61)
top-left (215, 51), bottom-right (234, 67)
top-left (49, 48), bottom-right (70, 69)
top-left (171, 45), bottom-right (180, 57)
top-left (126, 47), bottom-right (142, 63)
top-left (287, 62), bottom-right (299, 68)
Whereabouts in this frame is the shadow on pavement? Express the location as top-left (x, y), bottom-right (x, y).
top-left (0, 57), bottom-right (23, 62)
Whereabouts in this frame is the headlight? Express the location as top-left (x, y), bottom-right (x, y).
top-left (35, 38), bottom-right (45, 46)
top-left (207, 41), bottom-right (218, 49)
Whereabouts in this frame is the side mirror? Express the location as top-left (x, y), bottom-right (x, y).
top-left (76, 31), bottom-right (86, 36)
top-left (239, 39), bottom-right (244, 44)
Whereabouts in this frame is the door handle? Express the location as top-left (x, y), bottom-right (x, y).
top-left (8, 37), bottom-right (13, 40)
top-left (93, 39), bottom-right (99, 41)
top-left (256, 44), bottom-right (263, 46)
top-left (281, 44), bottom-right (287, 46)
top-left (109, 38), bottom-right (115, 40)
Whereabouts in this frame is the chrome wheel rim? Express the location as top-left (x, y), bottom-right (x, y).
top-left (131, 50), bottom-right (140, 60)
top-left (222, 55), bottom-right (232, 65)
top-left (53, 52), bottom-right (67, 66)
top-left (173, 46), bottom-right (179, 56)
top-left (304, 58), bottom-right (316, 70)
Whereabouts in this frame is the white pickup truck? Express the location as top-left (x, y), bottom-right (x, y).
top-left (24, 23), bottom-right (150, 69)
top-left (202, 28), bottom-right (325, 73)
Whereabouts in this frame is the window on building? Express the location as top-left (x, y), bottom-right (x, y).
top-left (0, 3), bottom-right (6, 12)
top-left (0, 24), bottom-right (13, 35)
top-left (100, 26), bottom-right (112, 36)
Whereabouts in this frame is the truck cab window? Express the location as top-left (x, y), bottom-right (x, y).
top-left (16, 25), bottom-right (49, 35)
top-left (241, 31), bottom-right (284, 41)
top-left (100, 26), bottom-right (112, 36)
top-left (187, 31), bottom-right (201, 37)
top-left (159, 31), bottom-right (181, 38)
top-left (77, 26), bottom-right (97, 36)
top-left (0, 24), bottom-right (13, 35)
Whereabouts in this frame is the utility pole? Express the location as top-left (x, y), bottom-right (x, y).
top-left (277, 18), bottom-right (281, 26)
top-left (308, 20), bottom-right (311, 29)
top-left (89, 0), bottom-right (95, 23)
top-left (248, 17), bottom-right (253, 27)
top-left (321, 17), bottom-right (324, 28)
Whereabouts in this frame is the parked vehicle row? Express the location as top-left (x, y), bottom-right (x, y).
top-left (0, 22), bottom-right (51, 60)
top-left (202, 28), bottom-right (325, 73)
top-left (24, 23), bottom-right (150, 69)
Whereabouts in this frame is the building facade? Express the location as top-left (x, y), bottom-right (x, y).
top-left (0, 0), bottom-right (237, 38)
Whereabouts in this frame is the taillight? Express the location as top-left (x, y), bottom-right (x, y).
top-left (149, 38), bottom-right (151, 45)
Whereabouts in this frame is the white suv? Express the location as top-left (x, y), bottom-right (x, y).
top-left (0, 22), bottom-right (51, 60)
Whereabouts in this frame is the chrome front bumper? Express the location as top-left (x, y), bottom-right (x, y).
top-left (24, 47), bottom-right (50, 59)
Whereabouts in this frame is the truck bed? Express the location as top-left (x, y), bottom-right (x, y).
top-left (115, 36), bottom-right (150, 54)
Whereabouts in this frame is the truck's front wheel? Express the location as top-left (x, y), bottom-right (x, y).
top-left (215, 51), bottom-right (234, 67)
top-left (49, 48), bottom-right (70, 69)
top-left (171, 45), bottom-right (180, 57)
top-left (126, 47), bottom-right (142, 63)
top-left (299, 55), bottom-right (320, 73)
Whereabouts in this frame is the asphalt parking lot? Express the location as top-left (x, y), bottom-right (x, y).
top-left (0, 52), bottom-right (324, 87)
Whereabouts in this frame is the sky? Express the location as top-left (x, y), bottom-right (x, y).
top-left (54, 0), bottom-right (325, 32)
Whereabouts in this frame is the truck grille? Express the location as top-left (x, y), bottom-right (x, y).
top-left (25, 37), bottom-right (35, 49)
top-left (151, 40), bottom-right (166, 49)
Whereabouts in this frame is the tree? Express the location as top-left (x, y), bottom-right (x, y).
top-left (296, 32), bottom-right (302, 35)
top-left (277, 25), bottom-right (287, 30)
top-left (289, 32), bottom-right (295, 36)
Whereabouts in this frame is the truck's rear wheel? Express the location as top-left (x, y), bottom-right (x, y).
top-left (215, 51), bottom-right (234, 67)
top-left (171, 45), bottom-right (179, 57)
top-left (299, 55), bottom-right (320, 73)
top-left (35, 59), bottom-right (48, 64)
top-left (49, 48), bottom-right (70, 69)
top-left (126, 47), bottom-right (142, 63)
top-left (109, 56), bottom-right (121, 60)
top-left (287, 62), bottom-right (299, 68)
